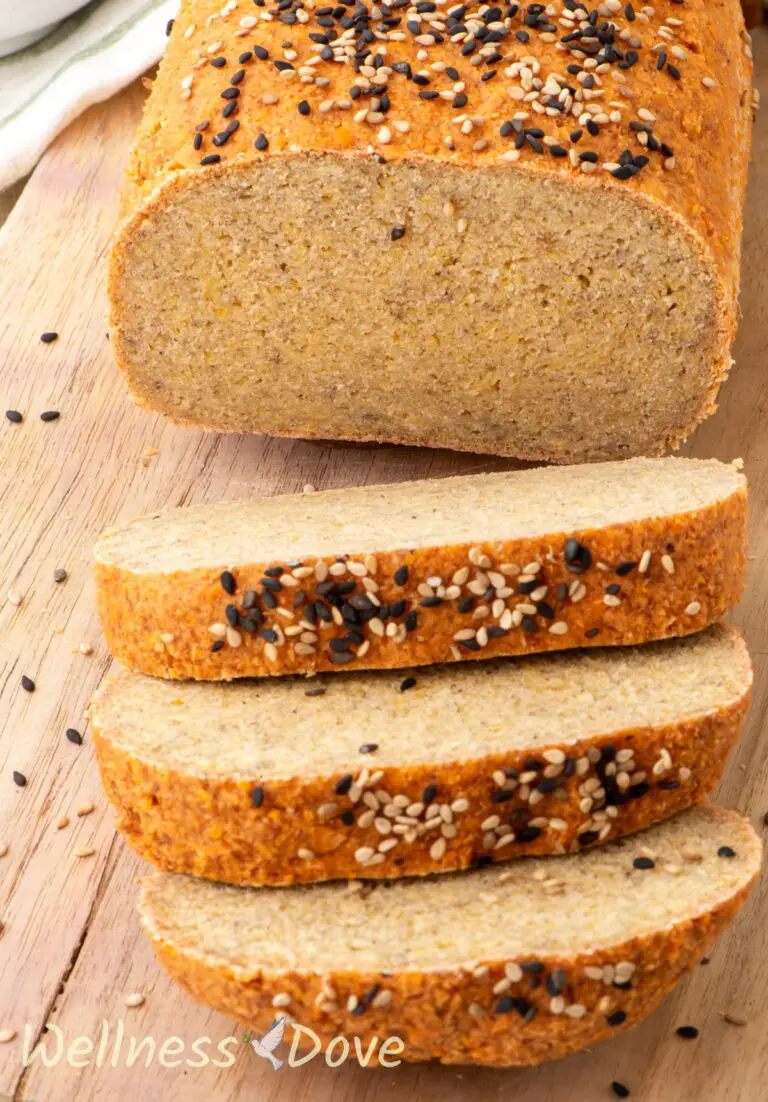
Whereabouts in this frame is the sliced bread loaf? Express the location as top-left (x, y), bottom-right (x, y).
top-left (109, 0), bottom-right (751, 462)
top-left (139, 806), bottom-right (761, 1067)
top-left (92, 626), bottom-right (751, 886)
top-left (93, 457), bottom-right (747, 681)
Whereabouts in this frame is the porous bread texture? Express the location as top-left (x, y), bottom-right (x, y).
top-left (92, 458), bottom-right (748, 680)
top-left (139, 806), bottom-right (761, 1066)
top-left (91, 625), bottom-right (752, 885)
top-left (108, 0), bottom-right (752, 461)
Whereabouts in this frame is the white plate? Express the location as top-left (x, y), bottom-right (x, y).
top-left (0, 0), bottom-right (92, 58)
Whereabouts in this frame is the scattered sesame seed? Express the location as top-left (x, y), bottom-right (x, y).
top-left (40, 332), bottom-right (58, 344)
top-left (676, 1025), bottom-right (699, 1039)
top-left (5, 411), bottom-right (22, 423)
top-left (21, 676), bottom-right (35, 693)
top-left (40, 411), bottom-right (60, 422)
top-left (53, 568), bottom-right (68, 583)
top-left (124, 993), bottom-right (145, 1008)
top-left (12, 771), bottom-right (26, 788)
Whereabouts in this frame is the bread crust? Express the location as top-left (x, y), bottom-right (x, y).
top-left (139, 868), bottom-right (758, 1066)
top-left (107, 0), bottom-right (753, 460)
top-left (93, 483), bottom-right (748, 680)
top-left (93, 673), bottom-right (749, 885)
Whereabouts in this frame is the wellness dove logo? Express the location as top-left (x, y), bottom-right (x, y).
top-left (249, 1018), bottom-right (285, 1070)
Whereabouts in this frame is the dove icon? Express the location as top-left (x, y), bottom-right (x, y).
top-left (250, 1017), bottom-right (286, 1070)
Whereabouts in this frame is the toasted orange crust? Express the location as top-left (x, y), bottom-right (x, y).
top-left (140, 876), bottom-right (756, 1066)
top-left (93, 682), bottom-right (748, 885)
top-left (94, 487), bottom-right (747, 681)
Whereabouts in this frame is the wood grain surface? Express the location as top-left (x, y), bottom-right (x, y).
top-left (0, 31), bottom-right (767, 1102)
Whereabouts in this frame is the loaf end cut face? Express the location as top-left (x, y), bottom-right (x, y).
top-left (139, 806), bottom-right (762, 1066)
top-left (108, 0), bottom-right (752, 461)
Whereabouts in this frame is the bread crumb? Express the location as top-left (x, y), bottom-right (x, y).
top-left (76, 803), bottom-right (95, 817)
top-left (75, 846), bottom-right (96, 858)
top-left (57, 817), bottom-right (70, 830)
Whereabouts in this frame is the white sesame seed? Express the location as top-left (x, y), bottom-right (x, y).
top-left (661, 554), bottom-right (675, 575)
top-left (124, 993), bottom-right (145, 1008)
top-left (565, 1003), bottom-right (587, 1019)
top-left (549, 621), bottom-right (569, 635)
top-left (297, 848), bottom-right (316, 860)
top-left (272, 993), bottom-right (292, 1008)
top-left (638, 550), bottom-right (652, 573)
top-left (505, 962), bottom-right (523, 982)
top-left (430, 837), bottom-right (447, 861)
top-left (0, 1030), bottom-right (17, 1043)
top-left (685, 601), bottom-right (701, 616)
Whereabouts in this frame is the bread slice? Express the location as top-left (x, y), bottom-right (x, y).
top-left (92, 626), bottom-right (751, 887)
top-left (139, 806), bottom-right (761, 1067)
top-left (93, 457), bottom-right (747, 681)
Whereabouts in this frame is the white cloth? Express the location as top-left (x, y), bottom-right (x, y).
top-left (0, 0), bottom-right (177, 191)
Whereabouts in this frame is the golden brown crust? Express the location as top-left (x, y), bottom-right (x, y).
top-left (141, 878), bottom-right (756, 1066)
top-left (93, 486), bottom-right (748, 680)
top-left (94, 687), bottom-right (748, 885)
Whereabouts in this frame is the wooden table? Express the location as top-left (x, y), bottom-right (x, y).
top-left (1, 31), bottom-right (767, 1102)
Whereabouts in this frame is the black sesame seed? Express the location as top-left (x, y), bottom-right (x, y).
top-left (65, 728), bottom-right (82, 745)
top-left (230, 68), bottom-right (245, 85)
top-left (254, 45), bottom-right (269, 60)
top-left (221, 87), bottom-right (239, 100)
top-left (405, 610), bottom-right (418, 632)
top-left (393, 565), bottom-right (409, 585)
top-left (211, 56), bottom-right (227, 68)
top-left (255, 133), bottom-right (269, 151)
top-left (251, 785), bottom-right (265, 808)
top-left (516, 826), bottom-right (542, 843)
top-left (615, 561), bottom-right (636, 576)
top-left (605, 583), bottom-right (621, 596)
top-left (421, 595), bottom-right (443, 608)
top-left (341, 809), bottom-right (355, 825)
top-left (304, 687), bottom-right (326, 698)
top-left (667, 63), bottom-right (681, 80)
top-left (13, 771), bottom-right (27, 787)
top-left (335, 774), bottom-right (354, 796)
top-left (359, 742), bottom-right (379, 754)
top-left (718, 846), bottom-right (736, 858)
top-left (193, 132), bottom-right (203, 150)
top-left (211, 640), bottom-right (225, 652)
top-left (391, 226), bottom-right (406, 241)
top-left (422, 783), bottom-right (437, 804)
top-left (452, 93), bottom-right (468, 108)
top-left (578, 830), bottom-right (600, 846)
top-left (40, 411), bottom-right (60, 422)
top-left (546, 968), bottom-right (566, 996)
top-left (608, 1010), bottom-right (627, 1026)
top-left (612, 1084), bottom-right (630, 1099)
top-left (5, 410), bottom-right (23, 423)
top-left (676, 1025), bottom-right (699, 1039)
top-left (521, 616), bottom-right (539, 633)
top-left (239, 51), bottom-right (253, 63)
top-left (400, 677), bottom-right (416, 691)
top-left (200, 154), bottom-right (221, 165)
top-left (165, 18), bottom-right (174, 35)
top-left (21, 676), bottom-right (35, 693)
top-left (40, 332), bottom-right (58, 344)
top-left (585, 627), bottom-right (600, 638)
top-left (220, 570), bottom-right (236, 595)
top-left (495, 996), bottom-right (515, 1014)
top-left (632, 856), bottom-right (655, 870)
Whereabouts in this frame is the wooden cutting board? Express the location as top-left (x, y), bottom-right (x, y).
top-left (1, 32), bottom-right (767, 1102)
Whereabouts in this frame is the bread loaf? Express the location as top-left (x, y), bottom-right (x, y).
top-left (93, 457), bottom-right (747, 680)
top-left (91, 625), bottom-right (751, 886)
top-left (108, 0), bottom-right (752, 461)
top-left (139, 806), bottom-right (761, 1066)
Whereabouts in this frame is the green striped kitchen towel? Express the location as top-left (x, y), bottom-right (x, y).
top-left (0, 0), bottom-right (177, 190)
